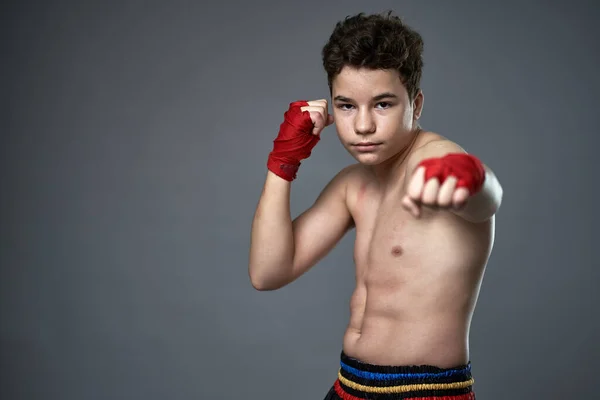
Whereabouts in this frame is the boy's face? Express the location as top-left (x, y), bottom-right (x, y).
top-left (331, 66), bottom-right (423, 166)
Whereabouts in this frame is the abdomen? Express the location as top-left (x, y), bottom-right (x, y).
top-left (343, 212), bottom-right (491, 367)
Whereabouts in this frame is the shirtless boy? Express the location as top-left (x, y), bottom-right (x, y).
top-left (249, 11), bottom-right (503, 400)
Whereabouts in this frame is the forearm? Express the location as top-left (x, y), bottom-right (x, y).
top-left (453, 165), bottom-right (503, 223)
top-left (248, 171), bottom-right (296, 290)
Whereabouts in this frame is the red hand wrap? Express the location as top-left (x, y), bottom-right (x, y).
top-left (418, 153), bottom-right (486, 195)
top-left (267, 101), bottom-right (319, 181)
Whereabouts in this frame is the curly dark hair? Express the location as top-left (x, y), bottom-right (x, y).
top-left (322, 11), bottom-right (424, 101)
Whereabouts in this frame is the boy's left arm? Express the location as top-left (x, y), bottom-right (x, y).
top-left (401, 139), bottom-right (503, 223)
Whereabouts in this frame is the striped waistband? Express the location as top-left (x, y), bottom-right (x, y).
top-left (334, 351), bottom-right (475, 400)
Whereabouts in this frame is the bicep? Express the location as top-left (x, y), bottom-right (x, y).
top-left (290, 167), bottom-right (354, 279)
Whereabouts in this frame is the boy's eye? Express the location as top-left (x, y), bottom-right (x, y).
top-left (336, 102), bottom-right (392, 110)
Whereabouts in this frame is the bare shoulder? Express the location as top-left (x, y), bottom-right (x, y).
top-left (320, 162), bottom-right (362, 197)
top-left (410, 131), bottom-right (465, 159)
top-left (330, 163), bottom-right (376, 220)
top-left (309, 163), bottom-right (363, 219)
top-left (328, 162), bottom-right (369, 191)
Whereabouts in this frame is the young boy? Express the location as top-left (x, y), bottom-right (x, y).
top-left (249, 11), bottom-right (503, 400)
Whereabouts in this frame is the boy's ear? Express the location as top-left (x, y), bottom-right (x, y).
top-left (413, 90), bottom-right (424, 120)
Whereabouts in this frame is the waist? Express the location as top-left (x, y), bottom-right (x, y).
top-left (345, 313), bottom-right (469, 367)
top-left (333, 351), bottom-right (475, 400)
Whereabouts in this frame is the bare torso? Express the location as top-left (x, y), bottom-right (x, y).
top-left (341, 132), bottom-right (494, 368)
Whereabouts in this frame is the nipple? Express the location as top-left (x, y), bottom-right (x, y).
top-left (391, 245), bottom-right (403, 257)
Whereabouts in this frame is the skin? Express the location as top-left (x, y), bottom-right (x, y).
top-left (249, 66), bottom-right (503, 368)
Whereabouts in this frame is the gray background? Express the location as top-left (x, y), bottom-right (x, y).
top-left (1, 1), bottom-right (598, 399)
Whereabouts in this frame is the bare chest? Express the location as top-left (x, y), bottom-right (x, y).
top-left (349, 185), bottom-right (483, 285)
top-left (351, 193), bottom-right (417, 275)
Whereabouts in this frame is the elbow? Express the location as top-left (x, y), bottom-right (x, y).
top-left (454, 197), bottom-right (500, 223)
top-left (248, 267), bottom-right (284, 291)
top-left (487, 179), bottom-right (503, 218)
top-left (472, 173), bottom-right (504, 221)
top-left (490, 169), bottom-right (503, 209)
top-left (250, 277), bottom-right (277, 291)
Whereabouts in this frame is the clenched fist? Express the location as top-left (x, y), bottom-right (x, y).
top-left (401, 153), bottom-right (486, 218)
top-left (267, 99), bottom-right (334, 181)
top-left (300, 99), bottom-right (335, 136)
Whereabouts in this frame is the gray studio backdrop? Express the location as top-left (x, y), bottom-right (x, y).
top-left (1, 1), bottom-right (598, 399)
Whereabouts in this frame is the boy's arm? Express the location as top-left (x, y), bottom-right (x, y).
top-left (249, 98), bottom-right (351, 291)
top-left (249, 166), bottom-right (354, 291)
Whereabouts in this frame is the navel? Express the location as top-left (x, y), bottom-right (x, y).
top-left (391, 245), bottom-right (403, 257)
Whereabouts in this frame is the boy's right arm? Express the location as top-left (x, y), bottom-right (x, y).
top-left (248, 99), bottom-right (352, 290)
top-left (248, 166), bottom-right (354, 291)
